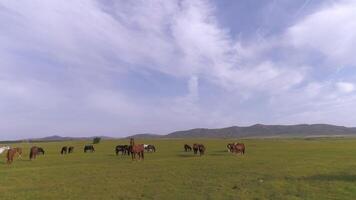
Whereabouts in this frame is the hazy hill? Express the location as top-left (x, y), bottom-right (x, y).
top-left (164, 124), bottom-right (356, 138)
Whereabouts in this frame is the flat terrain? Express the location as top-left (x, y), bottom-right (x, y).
top-left (1, 138), bottom-right (356, 200)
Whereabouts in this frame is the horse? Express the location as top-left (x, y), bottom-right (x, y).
top-left (231, 143), bottom-right (245, 155)
top-left (6, 148), bottom-right (21, 164)
top-left (130, 138), bottom-right (144, 160)
top-left (115, 145), bottom-right (128, 155)
top-left (144, 144), bottom-right (156, 152)
top-left (37, 147), bottom-right (45, 155)
top-left (193, 143), bottom-right (199, 155)
top-left (61, 146), bottom-right (68, 154)
top-left (0, 146), bottom-right (10, 155)
top-left (198, 144), bottom-right (205, 156)
top-left (184, 144), bottom-right (192, 152)
top-left (29, 146), bottom-right (39, 160)
top-left (84, 145), bottom-right (95, 153)
top-left (68, 146), bottom-right (74, 154)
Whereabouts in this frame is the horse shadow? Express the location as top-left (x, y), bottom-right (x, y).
top-left (301, 174), bottom-right (356, 182)
top-left (208, 153), bottom-right (226, 157)
top-left (177, 154), bottom-right (195, 158)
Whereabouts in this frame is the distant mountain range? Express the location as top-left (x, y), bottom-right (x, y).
top-left (129, 124), bottom-right (356, 138)
top-left (2, 124), bottom-right (356, 143)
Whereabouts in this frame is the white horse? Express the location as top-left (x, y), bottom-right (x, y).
top-left (0, 146), bottom-right (10, 154)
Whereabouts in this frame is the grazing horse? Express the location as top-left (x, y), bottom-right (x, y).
top-left (145, 144), bottom-right (156, 152)
top-left (198, 144), bottom-right (205, 156)
top-left (184, 144), bottom-right (192, 152)
top-left (29, 146), bottom-right (39, 160)
top-left (61, 146), bottom-right (68, 154)
top-left (84, 145), bottom-right (95, 153)
top-left (115, 145), bottom-right (127, 155)
top-left (231, 143), bottom-right (245, 155)
top-left (6, 148), bottom-right (21, 164)
top-left (193, 144), bottom-right (199, 155)
top-left (37, 147), bottom-right (45, 155)
top-left (227, 143), bottom-right (234, 152)
top-left (0, 146), bottom-right (10, 155)
top-left (130, 138), bottom-right (144, 160)
top-left (68, 146), bottom-right (74, 154)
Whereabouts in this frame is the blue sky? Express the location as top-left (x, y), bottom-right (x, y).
top-left (1, 0), bottom-right (356, 140)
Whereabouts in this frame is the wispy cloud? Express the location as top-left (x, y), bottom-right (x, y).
top-left (0, 0), bottom-right (355, 139)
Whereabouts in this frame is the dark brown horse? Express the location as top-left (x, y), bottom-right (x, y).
top-left (130, 138), bottom-right (144, 160)
top-left (61, 146), bottom-right (68, 154)
top-left (193, 143), bottom-right (199, 154)
top-left (6, 148), bottom-right (21, 164)
top-left (231, 143), bottom-right (245, 155)
top-left (198, 144), bottom-right (205, 156)
top-left (29, 146), bottom-right (39, 160)
top-left (184, 144), bottom-right (192, 152)
top-left (68, 146), bottom-right (74, 154)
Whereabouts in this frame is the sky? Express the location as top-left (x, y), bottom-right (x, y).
top-left (1, 0), bottom-right (356, 140)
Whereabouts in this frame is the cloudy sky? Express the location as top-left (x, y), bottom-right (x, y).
top-left (1, 0), bottom-right (356, 140)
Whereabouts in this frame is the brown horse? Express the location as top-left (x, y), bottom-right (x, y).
top-left (29, 146), bottom-right (39, 160)
top-left (193, 143), bottom-right (199, 154)
top-left (231, 143), bottom-right (245, 155)
top-left (130, 138), bottom-right (144, 160)
top-left (6, 148), bottom-right (20, 164)
top-left (198, 144), bottom-right (205, 156)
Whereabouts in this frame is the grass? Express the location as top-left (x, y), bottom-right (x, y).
top-left (1, 138), bottom-right (356, 199)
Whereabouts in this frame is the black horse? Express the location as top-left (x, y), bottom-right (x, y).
top-left (145, 145), bottom-right (156, 152)
top-left (61, 146), bottom-right (68, 154)
top-left (68, 146), bottom-right (74, 154)
top-left (115, 145), bottom-right (129, 155)
top-left (84, 145), bottom-right (95, 153)
top-left (184, 144), bottom-right (192, 152)
top-left (37, 147), bottom-right (45, 155)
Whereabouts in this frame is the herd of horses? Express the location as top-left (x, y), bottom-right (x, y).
top-left (0, 139), bottom-right (245, 164)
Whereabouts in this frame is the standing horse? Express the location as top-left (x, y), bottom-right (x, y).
top-left (231, 143), bottom-right (245, 155)
top-left (29, 146), bottom-right (39, 160)
top-left (198, 144), bottom-right (205, 156)
top-left (184, 144), bottom-right (192, 152)
top-left (115, 145), bottom-right (127, 155)
top-left (61, 146), bottom-right (68, 154)
top-left (130, 138), bottom-right (144, 160)
top-left (6, 148), bottom-right (20, 164)
top-left (193, 144), bottom-right (199, 155)
top-left (84, 145), bottom-right (95, 153)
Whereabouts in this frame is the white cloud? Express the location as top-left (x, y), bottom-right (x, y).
top-left (336, 82), bottom-right (355, 93)
top-left (287, 0), bottom-right (356, 66)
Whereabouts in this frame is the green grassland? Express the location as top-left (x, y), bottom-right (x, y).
top-left (1, 138), bottom-right (356, 200)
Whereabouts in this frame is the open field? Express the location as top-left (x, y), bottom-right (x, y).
top-left (1, 138), bottom-right (356, 200)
